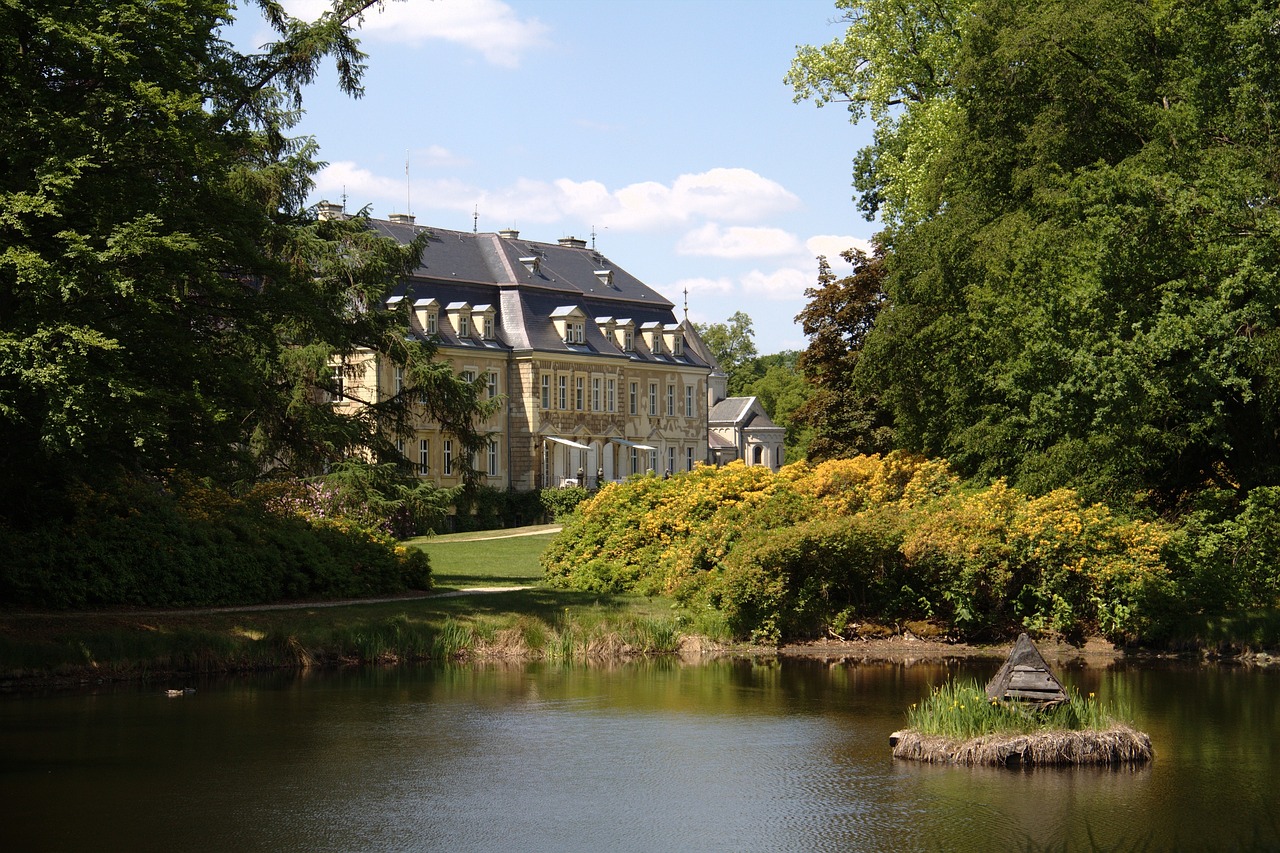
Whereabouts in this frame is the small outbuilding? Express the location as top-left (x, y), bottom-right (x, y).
top-left (984, 633), bottom-right (1069, 707)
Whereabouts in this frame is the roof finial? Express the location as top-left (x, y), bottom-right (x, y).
top-left (683, 286), bottom-right (689, 321)
top-left (473, 204), bottom-right (478, 234)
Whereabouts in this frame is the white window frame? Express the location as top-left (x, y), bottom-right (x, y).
top-left (418, 439), bottom-right (430, 476)
top-left (685, 386), bottom-right (694, 418)
top-left (488, 371), bottom-right (498, 399)
top-left (575, 376), bottom-right (584, 411)
top-left (443, 440), bottom-right (454, 476)
top-left (487, 440), bottom-right (499, 476)
top-left (592, 377), bottom-right (601, 412)
top-left (666, 384), bottom-right (674, 416)
top-left (649, 383), bottom-right (657, 417)
top-left (541, 375), bottom-right (550, 409)
top-left (607, 379), bottom-right (616, 413)
top-left (629, 382), bottom-right (637, 415)
top-left (558, 375), bottom-right (567, 410)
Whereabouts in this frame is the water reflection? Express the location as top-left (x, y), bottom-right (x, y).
top-left (2, 658), bottom-right (1277, 852)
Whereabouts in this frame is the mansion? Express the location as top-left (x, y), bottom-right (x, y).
top-left (325, 205), bottom-right (784, 489)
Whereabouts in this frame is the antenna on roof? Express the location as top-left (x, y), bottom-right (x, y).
top-left (473, 204), bottom-right (478, 234)
top-left (340, 185), bottom-right (347, 213)
top-left (683, 286), bottom-right (689, 322)
top-left (590, 225), bottom-right (596, 250)
top-left (405, 149), bottom-right (411, 214)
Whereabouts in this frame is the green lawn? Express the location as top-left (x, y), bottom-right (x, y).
top-left (405, 526), bottom-right (561, 589)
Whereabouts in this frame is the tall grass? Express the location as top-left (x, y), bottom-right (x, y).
top-left (906, 678), bottom-right (1132, 739)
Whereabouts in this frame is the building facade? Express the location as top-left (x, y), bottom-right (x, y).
top-left (328, 207), bottom-right (714, 490)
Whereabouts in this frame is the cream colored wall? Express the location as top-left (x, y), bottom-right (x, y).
top-left (334, 345), bottom-right (711, 491)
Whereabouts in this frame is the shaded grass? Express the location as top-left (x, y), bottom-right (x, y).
top-left (0, 587), bottom-right (699, 682)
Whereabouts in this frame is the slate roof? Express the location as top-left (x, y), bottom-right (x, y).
top-left (709, 396), bottom-right (784, 432)
top-left (368, 219), bottom-right (710, 366)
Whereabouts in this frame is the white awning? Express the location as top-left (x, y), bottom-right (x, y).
top-left (609, 437), bottom-right (657, 451)
top-left (544, 436), bottom-right (591, 450)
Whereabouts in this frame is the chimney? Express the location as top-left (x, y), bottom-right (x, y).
top-left (316, 200), bottom-right (345, 221)
top-left (388, 213), bottom-right (416, 226)
top-left (558, 236), bottom-right (587, 249)
top-left (498, 228), bottom-right (520, 239)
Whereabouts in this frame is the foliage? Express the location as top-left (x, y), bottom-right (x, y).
top-left (275, 460), bottom-right (457, 538)
top-left (541, 456), bottom-right (1173, 643)
top-left (0, 0), bottom-right (488, 527)
top-left (1167, 487), bottom-right (1280, 616)
top-left (743, 352), bottom-right (813, 462)
top-left (794, 251), bottom-right (895, 460)
top-left (694, 311), bottom-right (759, 397)
top-left (451, 486), bottom-right (544, 532)
top-left (540, 485), bottom-right (590, 521)
top-left (792, 0), bottom-right (1280, 513)
top-left (0, 476), bottom-right (431, 609)
top-left (787, 0), bottom-right (966, 226)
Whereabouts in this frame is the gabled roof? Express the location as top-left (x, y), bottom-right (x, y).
top-left (708, 396), bottom-right (772, 426)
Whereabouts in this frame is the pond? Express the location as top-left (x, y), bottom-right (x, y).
top-left (2, 656), bottom-right (1277, 851)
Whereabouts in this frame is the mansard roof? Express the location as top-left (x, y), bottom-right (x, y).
top-left (370, 218), bottom-right (710, 367)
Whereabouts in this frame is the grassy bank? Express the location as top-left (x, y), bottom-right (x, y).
top-left (0, 527), bottom-right (727, 687)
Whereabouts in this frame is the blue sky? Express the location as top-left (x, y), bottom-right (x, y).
top-left (232, 0), bottom-right (877, 355)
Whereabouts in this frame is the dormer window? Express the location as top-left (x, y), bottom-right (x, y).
top-left (520, 256), bottom-right (541, 275)
top-left (642, 322), bottom-right (664, 354)
top-left (613, 319), bottom-right (635, 352)
top-left (472, 304), bottom-right (496, 340)
top-left (550, 305), bottom-right (588, 347)
top-left (413, 297), bottom-right (440, 336)
top-left (445, 301), bottom-right (472, 338)
top-left (664, 328), bottom-right (684, 356)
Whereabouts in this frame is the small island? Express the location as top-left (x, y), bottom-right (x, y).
top-left (890, 634), bottom-right (1154, 768)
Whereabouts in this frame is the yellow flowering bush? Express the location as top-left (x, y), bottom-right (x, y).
top-left (541, 456), bottom-right (1175, 643)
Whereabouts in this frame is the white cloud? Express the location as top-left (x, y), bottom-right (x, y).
top-left (742, 267), bottom-right (812, 301)
top-left (677, 223), bottom-right (801, 259)
top-left (284, 0), bottom-right (549, 68)
top-left (672, 276), bottom-right (736, 297)
top-left (805, 234), bottom-right (874, 263)
top-left (417, 145), bottom-right (469, 168)
top-left (314, 160), bottom-right (405, 203)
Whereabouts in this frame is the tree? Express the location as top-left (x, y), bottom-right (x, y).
top-left (744, 352), bottom-right (813, 462)
top-left (793, 0), bottom-right (1280, 511)
top-left (794, 251), bottom-right (895, 460)
top-left (694, 311), bottom-right (759, 397)
top-left (787, 0), bottom-right (966, 227)
top-left (0, 0), bottom-right (486, 524)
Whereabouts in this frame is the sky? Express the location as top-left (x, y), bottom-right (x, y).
top-left (229, 0), bottom-right (878, 355)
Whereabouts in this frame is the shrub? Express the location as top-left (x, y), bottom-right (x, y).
top-left (0, 476), bottom-right (432, 609)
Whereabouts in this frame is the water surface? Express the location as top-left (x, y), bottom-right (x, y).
top-left (3, 658), bottom-right (1277, 851)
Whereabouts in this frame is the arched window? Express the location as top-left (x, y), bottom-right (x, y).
top-left (752, 446), bottom-right (764, 466)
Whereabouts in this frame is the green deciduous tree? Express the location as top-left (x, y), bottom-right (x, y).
top-left (694, 311), bottom-right (760, 397)
top-left (0, 0), bottom-right (485, 524)
top-left (794, 0), bottom-right (1280, 511)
